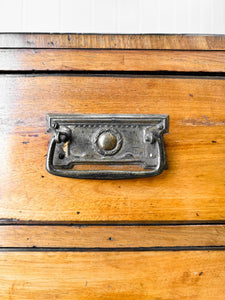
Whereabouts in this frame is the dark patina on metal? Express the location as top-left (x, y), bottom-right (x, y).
top-left (46, 114), bottom-right (169, 179)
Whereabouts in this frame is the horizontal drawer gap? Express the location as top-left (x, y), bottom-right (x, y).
top-left (0, 246), bottom-right (225, 252)
top-left (2, 220), bottom-right (225, 225)
top-left (1, 222), bottom-right (225, 226)
top-left (0, 70), bottom-right (225, 77)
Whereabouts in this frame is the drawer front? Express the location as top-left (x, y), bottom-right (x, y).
top-left (1, 251), bottom-right (225, 299)
top-left (1, 75), bottom-right (224, 223)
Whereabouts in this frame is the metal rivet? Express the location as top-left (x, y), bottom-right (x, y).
top-left (145, 133), bottom-right (156, 144)
top-left (52, 122), bottom-right (59, 129)
top-left (97, 132), bottom-right (117, 151)
top-left (59, 133), bottom-right (69, 143)
top-left (59, 153), bottom-right (65, 159)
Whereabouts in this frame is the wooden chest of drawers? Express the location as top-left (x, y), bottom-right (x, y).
top-left (0, 34), bottom-right (225, 299)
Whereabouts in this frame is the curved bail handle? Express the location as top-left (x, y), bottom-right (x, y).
top-left (46, 132), bottom-right (166, 180)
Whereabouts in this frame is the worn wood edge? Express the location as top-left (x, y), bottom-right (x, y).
top-left (1, 220), bottom-right (225, 225)
top-left (0, 251), bottom-right (225, 300)
top-left (0, 225), bottom-right (224, 248)
top-left (0, 34), bottom-right (225, 50)
top-left (0, 49), bottom-right (225, 72)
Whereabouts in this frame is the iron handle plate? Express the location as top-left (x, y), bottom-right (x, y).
top-left (46, 114), bottom-right (169, 179)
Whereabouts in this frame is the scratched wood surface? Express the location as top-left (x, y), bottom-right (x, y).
top-left (0, 34), bottom-right (224, 299)
top-left (0, 34), bottom-right (225, 50)
top-left (0, 49), bottom-right (225, 72)
top-left (0, 251), bottom-right (225, 299)
top-left (0, 225), bottom-right (224, 248)
top-left (0, 75), bottom-right (224, 223)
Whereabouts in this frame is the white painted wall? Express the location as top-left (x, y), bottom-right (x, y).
top-left (0, 0), bottom-right (224, 33)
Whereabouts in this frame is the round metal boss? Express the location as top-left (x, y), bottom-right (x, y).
top-left (93, 128), bottom-right (122, 156)
top-left (98, 132), bottom-right (117, 151)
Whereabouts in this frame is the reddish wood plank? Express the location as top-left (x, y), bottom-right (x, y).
top-left (0, 49), bottom-right (224, 72)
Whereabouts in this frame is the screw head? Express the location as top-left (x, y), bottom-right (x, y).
top-left (52, 122), bottom-right (59, 129)
top-left (59, 133), bottom-right (69, 143)
top-left (58, 153), bottom-right (65, 159)
top-left (145, 132), bottom-right (156, 144)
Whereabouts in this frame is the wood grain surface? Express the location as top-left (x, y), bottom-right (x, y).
top-left (0, 251), bottom-right (225, 299)
top-left (1, 49), bottom-right (225, 72)
top-left (0, 34), bottom-right (225, 50)
top-left (0, 34), bottom-right (224, 300)
top-left (0, 75), bottom-right (224, 223)
top-left (0, 225), bottom-right (224, 248)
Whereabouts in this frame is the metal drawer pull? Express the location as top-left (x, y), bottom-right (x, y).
top-left (46, 114), bottom-right (169, 179)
